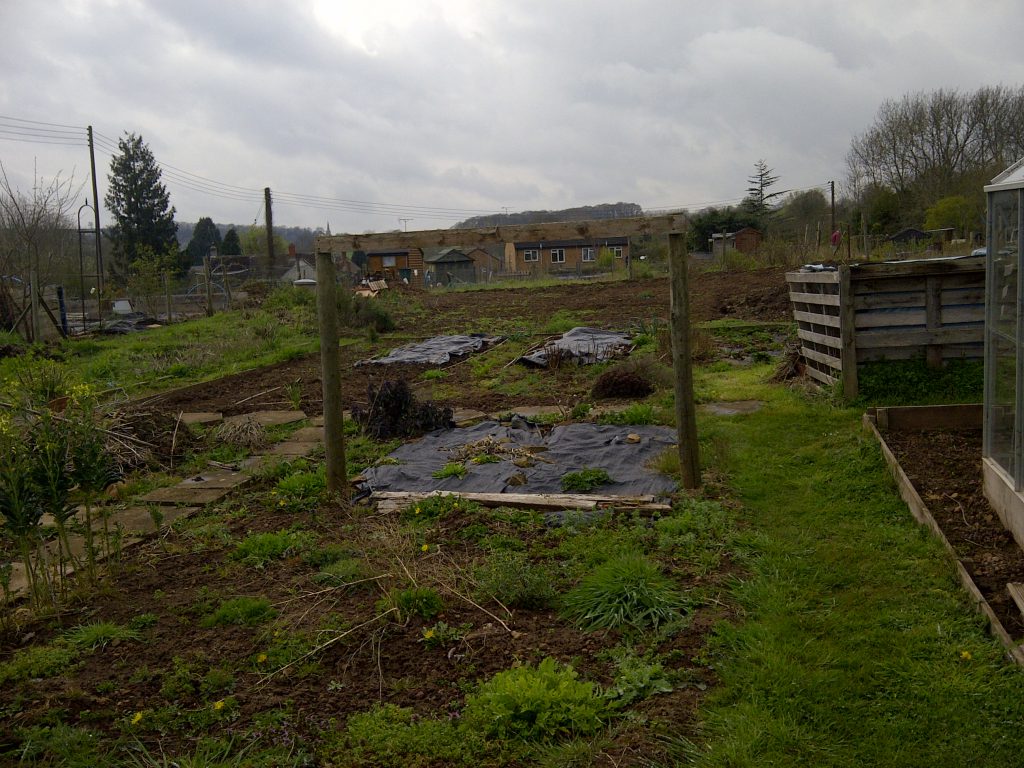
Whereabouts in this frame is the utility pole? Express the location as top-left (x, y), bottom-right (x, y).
top-left (87, 126), bottom-right (104, 314)
top-left (399, 218), bottom-right (412, 232)
top-left (264, 187), bottom-right (275, 277)
top-left (829, 180), bottom-right (836, 239)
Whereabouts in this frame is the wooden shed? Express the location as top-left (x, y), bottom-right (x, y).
top-left (786, 255), bottom-right (985, 396)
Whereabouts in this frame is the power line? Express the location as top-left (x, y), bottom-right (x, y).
top-left (0, 114), bottom-right (83, 130)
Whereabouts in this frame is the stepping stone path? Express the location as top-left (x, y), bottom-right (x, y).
top-left (700, 400), bottom-right (764, 416)
top-left (4, 410), bottom-right (319, 600)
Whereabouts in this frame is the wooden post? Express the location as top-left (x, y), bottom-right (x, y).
top-left (316, 252), bottom-right (348, 498)
top-left (667, 232), bottom-right (700, 489)
top-left (265, 187), bottom-right (275, 276)
top-left (838, 265), bottom-right (858, 398)
top-left (164, 272), bottom-right (172, 323)
top-left (203, 253), bottom-right (214, 317)
top-left (29, 268), bottom-right (40, 342)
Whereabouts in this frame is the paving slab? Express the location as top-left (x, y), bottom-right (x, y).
top-left (453, 408), bottom-right (487, 426)
top-left (112, 505), bottom-right (198, 534)
top-left (700, 400), bottom-right (764, 416)
top-left (225, 410), bottom-right (306, 427)
top-left (179, 471), bottom-right (253, 490)
top-left (289, 427), bottom-right (324, 442)
top-left (266, 441), bottom-right (321, 458)
top-left (179, 412), bottom-right (223, 425)
top-left (241, 454), bottom-right (285, 472)
top-left (138, 485), bottom-right (231, 505)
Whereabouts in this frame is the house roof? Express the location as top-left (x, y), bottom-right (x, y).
top-left (514, 237), bottom-right (627, 250)
top-left (424, 247), bottom-right (473, 264)
top-left (886, 228), bottom-right (931, 243)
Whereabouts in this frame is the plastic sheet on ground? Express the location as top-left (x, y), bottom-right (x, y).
top-left (358, 419), bottom-right (678, 496)
top-left (519, 327), bottom-right (632, 367)
top-left (356, 334), bottom-right (502, 366)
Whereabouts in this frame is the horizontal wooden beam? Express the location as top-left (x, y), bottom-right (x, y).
top-left (790, 291), bottom-right (841, 306)
top-left (855, 326), bottom-right (982, 349)
top-left (370, 490), bottom-right (672, 512)
top-left (785, 271), bottom-right (840, 284)
top-left (314, 214), bottom-right (688, 253)
top-left (797, 328), bottom-right (843, 349)
top-left (793, 310), bottom-right (840, 328)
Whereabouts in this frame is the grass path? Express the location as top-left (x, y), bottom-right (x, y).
top-left (693, 368), bottom-right (1024, 766)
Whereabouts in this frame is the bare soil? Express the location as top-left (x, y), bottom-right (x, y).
top-left (883, 428), bottom-right (1024, 638)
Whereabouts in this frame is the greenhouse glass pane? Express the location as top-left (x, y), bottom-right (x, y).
top-left (991, 191), bottom-right (1019, 338)
top-left (990, 332), bottom-right (1017, 477)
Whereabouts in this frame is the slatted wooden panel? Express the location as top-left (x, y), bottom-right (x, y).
top-left (786, 270), bottom-right (842, 386)
top-left (787, 256), bottom-right (986, 395)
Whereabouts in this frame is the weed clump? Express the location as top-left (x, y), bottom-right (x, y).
top-left (474, 550), bottom-right (556, 609)
top-left (562, 553), bottom-right (684, 632)
top-left (560, 467), bottom-right (613, 493)
top-left (352, 380), bottom-right (452, 439)
top-left (380, 587), bottom-right (444, 621)
top-left (202, 597), bottom-right (277, 627)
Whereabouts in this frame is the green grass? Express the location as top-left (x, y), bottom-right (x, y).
top-left (855, 358), bottom-right (983, 406)
top-left (202, 597), bottom-right (277, 628)
top-left (691, 367), bottom-right (1024, 766)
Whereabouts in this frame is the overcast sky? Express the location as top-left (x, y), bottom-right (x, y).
top-left (2, 0), bottom-right (1024, 234)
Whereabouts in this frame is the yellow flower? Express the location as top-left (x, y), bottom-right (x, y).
top-left (257, 653), bottom-right (268, 663)
top-left (415, 506), bottom-right (421, 515)
top-left (131, 711), bottom-right (144, 726)
top-left (423, 628), bottom-right (435, 640)
top-left (960, 650), bottom-right (972, 660)
top-left (421, 544), bottom-right (430, 552)
top-left (279, 500), bottom-right (286, 506)
top-left (213, 700), bottom-right (225, 711)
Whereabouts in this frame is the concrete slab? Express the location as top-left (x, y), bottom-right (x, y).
top-left (225, 410), bottom-right (306, 427)
top-left (289, 427), bottom-right (324, 442)
top-left (241, 454), bottom-right (285, 472)
top-left (700, 400), bottom-right (765, 416)
top-left (453, 408), bottom-right (487, 426)
top-left (138, 485), bottom-right (231, 505)
top-left (266, 441), bottom-right (321, 458)
top-left (179, 471), bottom-right (253, 490)
top-left (112, 505), bottom-right (199, 534)
top-left (180, 412), bottom-right (223, 425)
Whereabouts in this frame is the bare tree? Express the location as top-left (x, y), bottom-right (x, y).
top-left (0, 162), bottom-right (82, 335)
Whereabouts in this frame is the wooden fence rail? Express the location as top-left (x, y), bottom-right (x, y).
top-left (786, 255), bottom-right (986, 397)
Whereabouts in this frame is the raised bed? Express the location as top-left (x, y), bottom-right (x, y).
top-left (865, 403), bottom-right (1024, 665)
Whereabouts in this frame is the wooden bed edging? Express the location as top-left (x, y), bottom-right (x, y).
top-left (863, 412), bottom-right (1024, 666)
top-left (370, 490), bottom-right (673, 514)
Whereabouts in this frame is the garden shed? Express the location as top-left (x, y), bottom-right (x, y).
top-left (983, 157), bottom-right (1024, 548)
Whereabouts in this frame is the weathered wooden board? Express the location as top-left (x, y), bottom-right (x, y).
top-left (797, 328), bottom-right (843, 349)
top-left (870, 403), bottom-right (982, 432)
top-left (789, 291), bottom-right (841, 306)
top-left (371, 490), bottom-right (672, 513)
top-left (785, 270), bottom-right (840, 284)
top-left (793, 310), bottom-right (840, 328)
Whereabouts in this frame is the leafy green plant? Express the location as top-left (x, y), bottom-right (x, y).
top-left (273, 465), bottom-right (326, 511)
top-left (420, 621), bottom-right (471, 649)
top-left (402, 494), bottom-right (479, 521)
top-left (595, 403), bottom-right (657, 425)
top-left (202, 597), bottom-right (278, 628)
top-left (302, 543), bottom-right (355, 569)
top-left (232, 530), bottom-right (313, 568)
top-left (463, 658), bottom-right (608, 741)
top-left (560, 467), bottom-right (613, 493)
top-left (561, 553), bottom-right (684, 632)
top-left (475, 550), bottom-right (556, 609)
top-left (605, 648), bottom-right (673, 705)
top-left (431, 462), bottom-right (467, 480)
top-left (0, 643), bottom-right (78, 685)
top-left (335, 703), bottom-right (484, 767)
top-left (381, 587), bottom-right (444, 621)
top-left (64, 622), bottom-right (142, 650)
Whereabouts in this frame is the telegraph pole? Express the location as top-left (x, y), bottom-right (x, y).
top-left (87, 126), bottom-right (104, 313)
top-left (829, 180), bottom-right (836, 238)
top-left (264, 187), bottom-right (275, 276)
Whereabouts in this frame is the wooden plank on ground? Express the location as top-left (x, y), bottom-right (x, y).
top-left (370, 490), bottom-right (671, 512)
top-left (1007, 582), bottom-right (1024, 617)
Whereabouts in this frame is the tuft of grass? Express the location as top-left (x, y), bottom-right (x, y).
top-left (232, 530), bottom-right (313, 568)
top-left (474, 550), bottom-right (556, 609)
top-left (431, 462), bottom-right (467, 480)
top-left (0, 643), bottom-right (78, 685)
top-left (313, 558), bottom-right (370, 588)
top-left (380, 587), bottom-right (444, 621)
top-left (63, 622), bottom-right (142, 650)
top-left (561, 553), bottom-right (684, 632)
top-left (202, 597), bottom-right (277, 628)
top-left (595, 403), bottom-right (657, 425)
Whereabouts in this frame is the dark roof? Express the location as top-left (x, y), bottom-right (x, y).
top-left (424, 247), bottom-right (473, 264)
top-left (886, 228), bottom-right (931, 243)
top-left (514, 237), bottom-right (627, 250)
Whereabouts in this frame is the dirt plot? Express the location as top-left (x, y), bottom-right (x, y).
top-left (144, 267), bottom-right (791, 419)
top-left (883, 429), bottom-right (1024, 638)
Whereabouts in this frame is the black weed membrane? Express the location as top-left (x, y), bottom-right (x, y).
top-left (355, 334), bottom-right (502, 366)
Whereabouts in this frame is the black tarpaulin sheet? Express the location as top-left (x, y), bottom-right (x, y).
top-left (356, 334), bottom-right (501, 366)
top-left (519, 327), bottom-right (632, 367)
top-left (359, 420), bottom-right (678, 496)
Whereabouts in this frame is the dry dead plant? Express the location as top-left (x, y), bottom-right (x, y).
top-left (212, 416), bottom-right (267, 450)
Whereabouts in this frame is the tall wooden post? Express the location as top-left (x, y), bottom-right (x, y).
top-left (317, 251), bottom-right (348, 497)
top-left (164, 272), bottom-right (172, 323)
top-left (667, 232), bottom-right (700, 489)
top-left (203, 253), bottom-right (214, 317)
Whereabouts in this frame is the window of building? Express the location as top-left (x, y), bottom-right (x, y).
top-left (523, 249), bottom-right (539, 262)
top-left (382, 255), bottom-right (396, 267)
top-left (610, 246), bottom-right (624, 258)
top-left (581, 247), bottom-right (595, 261)
top-left (551, 248), bottom-right (566, 263)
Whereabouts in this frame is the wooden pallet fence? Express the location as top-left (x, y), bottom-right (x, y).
top-left (787, 256), bottom-right (985, 397)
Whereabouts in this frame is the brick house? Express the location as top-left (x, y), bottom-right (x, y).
top-left (506, 237), bottom-right (629, 273)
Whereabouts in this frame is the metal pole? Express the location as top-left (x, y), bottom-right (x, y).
top-left (316, 251), bottom-right (348, 497)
